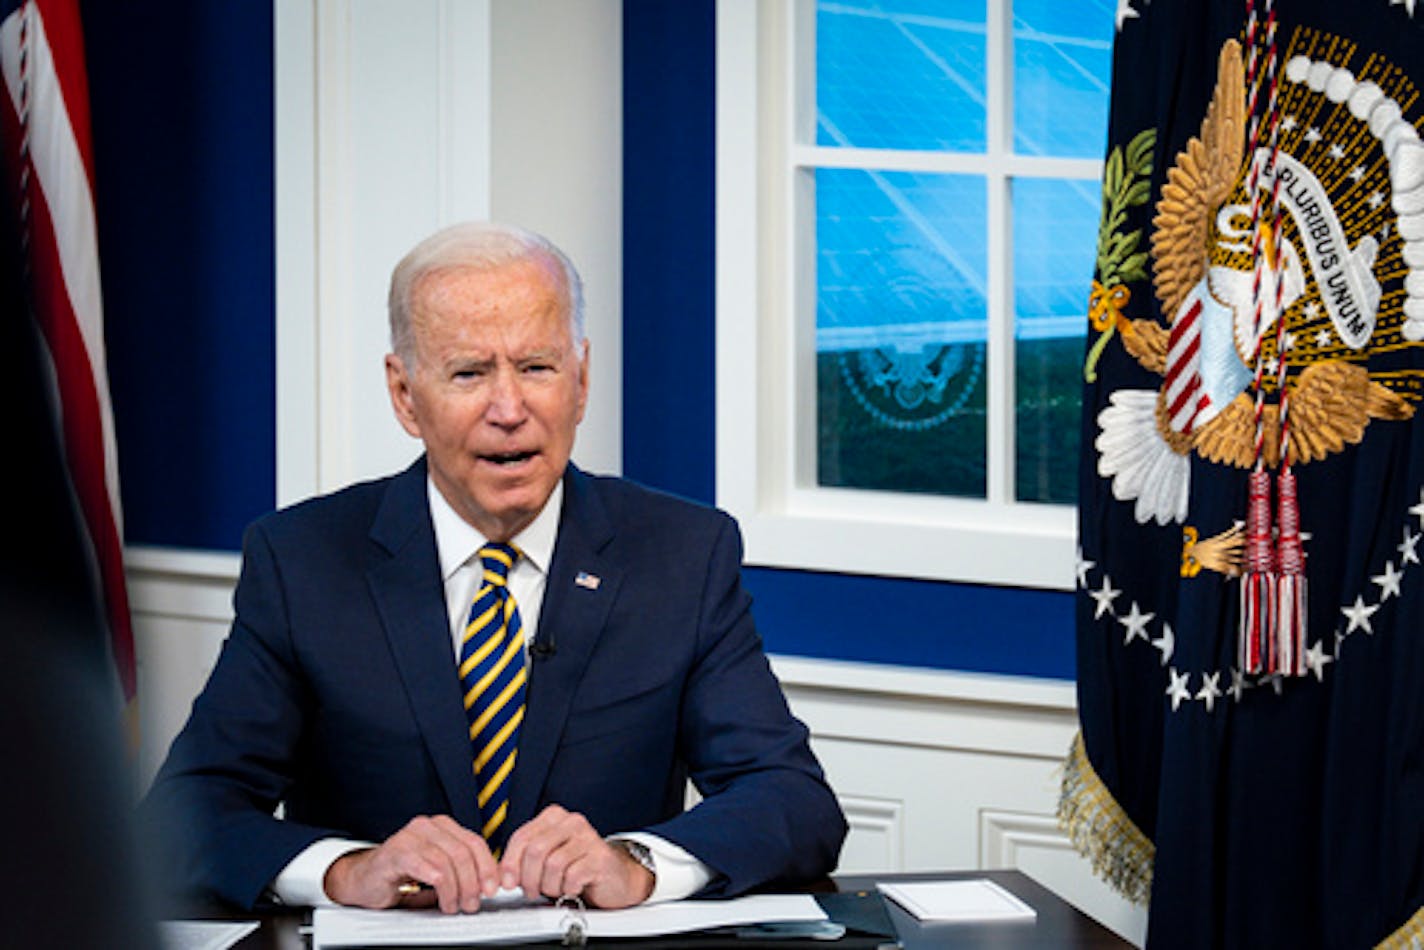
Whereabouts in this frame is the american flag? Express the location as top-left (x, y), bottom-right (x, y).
top-left (0, 0), bottom-right (135, 715)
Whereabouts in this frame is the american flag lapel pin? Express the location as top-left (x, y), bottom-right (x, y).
top-left (574, 571), bottom-right (601, 591)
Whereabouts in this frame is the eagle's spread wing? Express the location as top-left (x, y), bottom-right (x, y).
top-left (1285, 361), bottom-right (1415, 463)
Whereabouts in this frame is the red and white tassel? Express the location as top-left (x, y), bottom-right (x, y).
top-left (1240, 468), bottom-right (1277, 675)
top-left (1275, 469), bottom-right (1307, 676)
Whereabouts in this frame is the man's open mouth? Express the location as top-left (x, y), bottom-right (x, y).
top-left (481, 451), bottom-right (537, 466)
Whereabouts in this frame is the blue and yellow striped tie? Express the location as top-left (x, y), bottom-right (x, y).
top-left (458, 543), bottom-right (527, 849)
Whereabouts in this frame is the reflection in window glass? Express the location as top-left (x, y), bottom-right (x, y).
top-left (1012, 177), bottom-right (1096, 503)
top-left (1012, 0), bottom-right (1114, 157)
top-left (816, 169), bottom-right (988, 497)
top-left (816, 0), bottom-right (987, 153)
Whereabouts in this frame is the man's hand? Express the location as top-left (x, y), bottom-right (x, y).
top-left (323, 815), bottom-right (500, 914)
top-left (499, 805), bottom-right (655, 908)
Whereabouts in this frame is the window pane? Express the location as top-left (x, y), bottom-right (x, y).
top-left (816, 0), bottom-right (987, 153)
top-left (1012, 0), bottom-right (1114, 158)
top-left (1012, 177), bottom-right (1095, 503)
top-left (816, 168), bottom-right (988, 497)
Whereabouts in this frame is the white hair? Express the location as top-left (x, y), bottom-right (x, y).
top-left (388, 221), bottom-right (585, 364)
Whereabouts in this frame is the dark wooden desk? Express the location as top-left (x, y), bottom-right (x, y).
top-left (175, 870), bottom-right (1131, 948)
top-left (833, 871), bottom-right (1131, 949)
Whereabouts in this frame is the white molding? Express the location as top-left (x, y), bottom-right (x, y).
top-left (274, 0), bottom-right (319, 506)
top-left (771, 655), bottom-right (1075, 709)
top-left (838, 793), bottom-right (904, 872)
top-left (125, 546), bottom-right (240, 624)
top-left (979, 809), bottom-right (1073, 869)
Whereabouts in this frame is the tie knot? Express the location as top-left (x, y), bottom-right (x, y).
top-left (479, 543), bottom-right (518, 585)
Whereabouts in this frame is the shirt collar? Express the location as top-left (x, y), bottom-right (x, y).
top-left (427, 476), bottom-right (563, 580)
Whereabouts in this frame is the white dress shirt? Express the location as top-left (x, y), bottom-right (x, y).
top-left (271, 477), bottom-right (710, 905)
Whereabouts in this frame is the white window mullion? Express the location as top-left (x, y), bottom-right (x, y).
top-left (984, 0), bottom-right (1014, 506)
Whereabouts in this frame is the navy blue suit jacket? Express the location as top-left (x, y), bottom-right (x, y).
top-left (144, 460), bottom-right (845, 908)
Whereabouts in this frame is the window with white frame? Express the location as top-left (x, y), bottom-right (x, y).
top-left (716, 0), bottom-right (1114, 588)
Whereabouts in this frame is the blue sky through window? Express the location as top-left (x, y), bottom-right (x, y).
top-left (814, 0), bottom-right (1114, 351)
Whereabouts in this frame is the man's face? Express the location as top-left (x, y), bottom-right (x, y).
top-left (386, 256), bottom-right (588, 541)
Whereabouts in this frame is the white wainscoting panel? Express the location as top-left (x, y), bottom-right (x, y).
top-left (127, 552), bottom-right (1143, 942)
top-left (837, 794), bottom-right (904, 873)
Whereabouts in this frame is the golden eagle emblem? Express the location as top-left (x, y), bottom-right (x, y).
top-left (1097, 37), bottom-right (1419, 528)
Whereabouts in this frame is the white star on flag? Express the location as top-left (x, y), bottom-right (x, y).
top-left (1115, 0), bottom-right (1139, 30)
top-left (1349, 165), bottom-right (1366, 182)
top-left (1089, 576), bottom-right (1121, 620)
top-left (1228, 668), bottom-right (1248, 703)
top-left (1305, 127), bottom-right (1323, 143)
top-left (1369, 191), bottom-right (1385, 209)
top-left (1392, 0), bottom-right (1417, 16)
top-left (1166, 668), bottom-right (1192, 711)
top-left (1400, 528), bottom-right (1421, 565)
top-left (1076, 547), bottom-right (1095, 588)
top-left (1329, 143), bottom-right (1346, 160)
top-left (1305, 640), bottom-right (1334, 682)
top-left (1152, 623), bottom-right (1175, 666)
top-left (1196, 672), bottom-right (1222, 712)
top-left (1315, 328), bottom-right (1333, 347)
top-left (1410, 486), bottom-right (1424, 524)
top-left (1342, 595), bottom-right (1380, 634)
top-left (1119, 601), bottom-right (1154, 644)
top-left (1372, 561), bottom-right (1403, 600)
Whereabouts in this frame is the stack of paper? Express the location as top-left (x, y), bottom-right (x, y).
top-left (877, 879), bottom-right (1037, 924)
top-left (313, 894), bottom-right (828, 948)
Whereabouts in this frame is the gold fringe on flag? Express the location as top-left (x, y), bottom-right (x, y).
top-left (1377, 905), bottom-right (1424, 949)
top-left (1058, 731), bottom-right (1155, 906)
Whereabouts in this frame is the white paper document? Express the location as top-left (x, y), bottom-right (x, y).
top-left (159, 920), bottom-right (260, 950)
top-left (877, 879), bottom-right (1037, 924)
top-left (313, 894), bottom-right (827, 948)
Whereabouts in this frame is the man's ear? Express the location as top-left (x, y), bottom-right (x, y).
top-left (385, 353), bottom-right (423, 438)
top-left (575, 340), bottom-right (590, 423)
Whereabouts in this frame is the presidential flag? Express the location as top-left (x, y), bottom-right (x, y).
top-left (0, 0), bottom-right (135, 724)
top-left (1063, 0), bottom-right (1424, 946)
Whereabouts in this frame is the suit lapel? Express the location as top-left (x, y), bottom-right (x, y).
top-left (507, 467), bottom-right (623, 830)
top-left (365, 459), bottom-right (481, 831)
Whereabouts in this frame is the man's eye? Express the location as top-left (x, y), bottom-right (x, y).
top-left (452, 368), bottom-right (484, 380)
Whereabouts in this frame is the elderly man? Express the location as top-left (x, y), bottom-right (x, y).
top-left (143, 222), bottom-right (846, 914)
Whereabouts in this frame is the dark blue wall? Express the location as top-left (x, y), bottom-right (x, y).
top-left (85, 2), bottom-right (274, 551)
top-left (620, 1), bottom-right (1075, 679)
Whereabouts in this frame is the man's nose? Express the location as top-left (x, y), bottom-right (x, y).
top-left (485, 370), bottom-right (526, 426)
